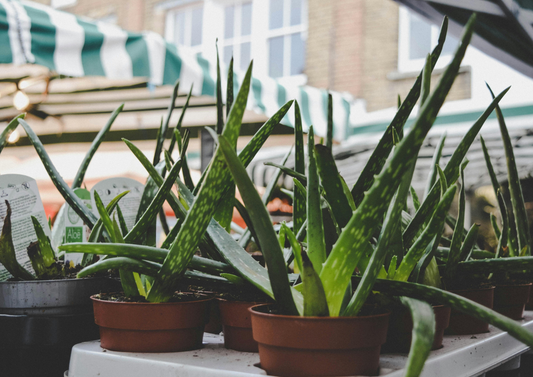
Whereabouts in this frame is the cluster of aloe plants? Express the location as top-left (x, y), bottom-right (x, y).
top-left (2, 13), bottom-right (533, 377)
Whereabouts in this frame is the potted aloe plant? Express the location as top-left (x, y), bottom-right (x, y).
top-left (0, 109), bottom-right (123, 377)
top-left (207, 14), bottom-right (533, 377)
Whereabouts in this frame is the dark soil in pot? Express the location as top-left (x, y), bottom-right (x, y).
top-left (493, 282), bottom-right (532, 319)
top-left (91, 291), bottom-right (212, 353)
top-left (383, 304), bottom-right (451, 353)
top-left (446, 286), bottom-right (494, 335)
top-left (250, 304), bottom-right (390, 377)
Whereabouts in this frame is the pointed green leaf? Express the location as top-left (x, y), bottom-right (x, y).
top-left (302, 250), bottom-right (329, 317)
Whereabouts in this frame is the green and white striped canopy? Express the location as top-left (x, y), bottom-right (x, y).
top-left (0, 0), bottom-right (353, 140)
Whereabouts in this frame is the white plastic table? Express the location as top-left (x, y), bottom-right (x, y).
top-left (67, 312), bottom-right (533, 377)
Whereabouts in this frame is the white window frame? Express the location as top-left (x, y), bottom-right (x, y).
top-left (165, 2), bottom-right (205, 56)
top-left (163, 0), bottom-right (308, 83)
top-left (398, 6), bottom-right (455, 73)
top-left (266, 0), bottom-right (308, 84)
top-left (221, 1), bottom-right (253, 72)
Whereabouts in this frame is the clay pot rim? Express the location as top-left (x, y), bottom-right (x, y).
top-left (216, 297), bottom-right (267, 305)
top-left (450, 285), bottom-right (495, 294)
top-left (249, 303), bottom-right (391, 320)
top-left (90, 294), bottom-right (213, 306)
top-left (0, 276), bottom-right (111, 285)
top-left (495, 282), bottom-right (533, 288)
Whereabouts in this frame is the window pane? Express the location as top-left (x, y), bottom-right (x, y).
top-left (240, 42), bottom-right (251, 71)
top-left (224, 5), bottom-right (235, 39)
top-left (290, 0), bottom-right (302, 26)
top-left (175, 12), bottom-right (185, 45)
top-left (442, 34), bottom-right (458, 55)
top-left (290, 33), bottom-right (305, 75)
top-left (224, 45), bottom-right (233, 68)
top-left (269, 0), bottom-right (284, 30)
top-left (241, 2), bottom-right (252, 36)
top-left (191, 7), bottom-right (203, 47)
top-left (269, 36), bottom-right (284, 78)
top-left (408, 13), bottom-right (431, 60)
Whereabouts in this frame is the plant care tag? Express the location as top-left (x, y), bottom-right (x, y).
top-left (90, 177), bottom-right (144, 233)
top-left (0, 174), bottom-right (50, 281)
top-left (62, 188), bottom-right (92, 265)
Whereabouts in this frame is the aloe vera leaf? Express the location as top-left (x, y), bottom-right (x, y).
top-left (394, 183), bottom-right (457, 282)
top-left (128, 135), bottom-right (300, 307)
top-left (410, 187), bottom-right (421, 211)
top-left (94, 191), bottom-right (138, 296)
top-left (436, 165), bottom-right (447, 194)
top-left (302, 250), bottom-right (329, 317)
top-left (221, 273), bottom-right (245, 285)
top-left (133, 272), bottom-right (147, 297)
top-left (154, 80), bottom-right (180, 165)
top-left (88, 191), bottom-right (130, 243)
top-left (487, 84), bottom-right (530, 256)
top-left (214, 185), bottom-right (235, 232)
top-left (280, 222), bottom-right (302, 272)
top-left (174, 129), bottom-right (195, 190)
top-left (400, 297), bottom-right (435, 377)
top-left (403, 87), bottom-right (510, 247)
top-left (306, 127), bottom-right (326, 273)
top-left (315, 144), bottom-right (353, 229)
top-left (364, 277), bottom-right (533, 348)
top-left (78, 256), bottom-right (161, 278)
top-left (420, 253), bottom-right (441, 288)
top-left (226, 57), bottom-right (234, 116)
top-left (0, 201), bottom-right (34, 279)
top-left (238, 147), bottom-right (293, 249)
top-left (420, 54), bottom-right (432, 106)
top-left (160, 220), bottom-right (182, 249)
top-left (350, 17), bottom-right (449, 207)
top-left (264, 162), bottom-right (307, 184)
top-left (460, 223), bottom-right (480, 261)
top-left (169, 85), bottom-right (194, 155)
top-left (218, 134), bottom-right (299, 315)
top-left (234, 198), bottom-right (260, 247)
top-left (116, 205), bottom-right (129, 236)
top-left (30, 216), bottom-right (55, 266)
top-left (72, 104), bottom-right (123, 189)
top-left (491, 213), bottom-right (502, 240)
top-left (423, 132), bottom-right (447, 199)
top-left (293, 101), bottom-right (306, 235)
top-left (480, 136), bottom-right (507, 230)
top-left (388, 255), bottom-right (398, 279)
top-left (123, 159), bottom-right (182, 244)
top-left (147, 64), bottom-right (254, 302)
top-left (18, 119), bottom-right (98, 228)
top-left (326, 93), bottom-right (333, 149)
top-left (445, 169), bottom-right (466, 280)
top-left (457, 256), bottom-right (533, 274)
top-left (343, 162), bottom-right (414, 316)
top-left (495, 192), bottom-right (509, 258)
top-left (436, 246), bottom-right (495, 260)
top-left (58, 242), bottom-right (231, 274)
top-left (0, 114), bottom-right (24, 155)
top-left (216, 44), bottom-right (224, 135)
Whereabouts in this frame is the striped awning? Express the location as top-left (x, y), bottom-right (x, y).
top-left (0, 0), bottom-right (354, 140)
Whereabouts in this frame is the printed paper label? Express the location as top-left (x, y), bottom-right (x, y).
top-left (63, 188), bottom-right (92, 265)
top-left (0, 174), bottom-right (50, 281)
top-left (90, 177), bottom-right (144, 233)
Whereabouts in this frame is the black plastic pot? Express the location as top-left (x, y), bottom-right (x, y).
top-left (0, 312), bottom-right (99, 377)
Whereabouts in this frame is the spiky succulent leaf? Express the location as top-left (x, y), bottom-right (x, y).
top-left (169, 85), bottom-right (194, 155)
top-left (154, 80), bottom-right (180, 165)
top-left (350, 17), bottom-right (449, 207)
top-left (445, 169), bottom-right (466, 280)
top-left (401, 297), bottom-right (435, 377)
top-left (218, 134), bottom-right (299, 315)
top-left (460, 223), bottom-right (480, 261)
top-left (294, 101), bottom-right (306, 235)
top-left (326, 93), bottom-right (333, 149)
top-left (0, 114), bottom-right (24, 155)
top-left (302, 250), bottom-right (329, 317)
top-left (72, 104), bottom-right (123, 188)
top-left (424, 132), bottom-right (447, 199)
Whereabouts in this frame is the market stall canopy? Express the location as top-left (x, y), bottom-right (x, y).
top-left (0, 0), bottom-right (353, 140)
top-left (394, 0), bottom-right (533, 79)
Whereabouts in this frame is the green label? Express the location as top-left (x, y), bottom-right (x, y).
top-left (66, 226), bottom-right (83, 243)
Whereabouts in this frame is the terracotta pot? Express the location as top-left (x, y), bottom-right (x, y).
top-left (383, 304), bottom-right (451, 353)
top-left (250, 304), bottom-right (390, 377)
top-left (494, 283), bottom-right (532, 320)
top-left (91, 295), bottom-right (212, 352)
top-left (447, 286), bottom-right (494, 335)
top-left (218, 298), bottom-right (264, 352)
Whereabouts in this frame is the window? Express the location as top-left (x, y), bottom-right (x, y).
top-left (163, 0), bottom-right (307, 80)
top-left (166, 4), bottom-right (204, 56)
top-left (398, 7), bottom-right (458, 72)
top-left (267, 0), bottom-right (307, 79)
top-left (222, 2), bottom-right (252, 72)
